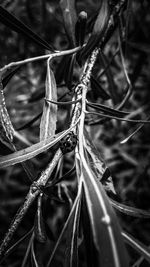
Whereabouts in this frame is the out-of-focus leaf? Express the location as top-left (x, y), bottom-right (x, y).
top-left (60, 0), bottom-right (77, 47)
top-left (0, 78), bottom-right (14, 142)
top-left (40, 60), bottom-right (57, 141)
top-left (64, 54), bottom-right (75, 90)
top-left (0, 129), bottom-right (70, 168)
top-left (82, 161), bottom-right (129, 267)
top-left (0, 5), bottom-right (54, 51)
top-left (21, 233), bottom-right (34, 267)
top-left (110, 198), bottom-right (150, 218)
top-left (128, 41), bottom-right (150, 53)
top-left (50, 165), bottom-right (76, 186)
top-left (47, 188), bottom-right (82, 267)
top-left (91, 75), bottom-right (111, 100)
top-left (1, 66), bottom-right (20, 89)
top-left (75, 11), bottom-right (87, 47)
top-left (99, 51), bottom-right (119, 104)
top-left (34, 194), bottom-right (47, 243)
top-left (26, 0), bottom-right (46, 31)
top-left (0, 228), bottom-right (33, 264)
top-left (87, 101), bottom-right (129, 117)
top-left (17, 112), bottom-right (42, 131)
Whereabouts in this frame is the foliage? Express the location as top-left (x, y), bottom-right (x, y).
top-left (0, 0), bottom-right (150, 266)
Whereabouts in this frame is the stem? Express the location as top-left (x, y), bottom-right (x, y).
top-left (0, 149), bottom-right (62, 259)
top-left (0, 47), bottom-right (80, 72)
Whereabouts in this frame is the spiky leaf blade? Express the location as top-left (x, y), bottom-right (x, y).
top-left (40, 61), bottom-right (57, 141)
top-left (47, 190), bottom-right (82, 267)
top-left (82, 164), bottom-right (129, 267)
top-left (0, 130), bottom-right (71, 168)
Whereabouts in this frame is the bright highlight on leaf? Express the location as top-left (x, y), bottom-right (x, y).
top-left (40, 58), bottom-right (57, 141)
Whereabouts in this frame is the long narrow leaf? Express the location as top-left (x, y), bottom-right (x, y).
top-left (0, 228), bottom-right (33, 264)
top-left (0, 79), bottom-right (14, 142)
top-left (40, 60), bottom-right (57, 140)
top-left (0, 129), bottom-right (69, 168)
top-left (122, 231), bottom-right (150, 263)
top-left (110, 198), bottom-right (150, 219)
top-left (47, 186), bottom-right (82, 267)
top-left (81, 159), bottom-right (129, 267)
top-left (87, 101), bottom-right (130, 117)
top-left (91, 75), bottom-right (111, 100)
top-left (0, 6), bottom-right (54, 51)
top-left (83, 131), bottom-right (116, 194)
top-left (2, 66), bottom-right (20, 89)
top-left (60, 0), bottom-right (77, 47)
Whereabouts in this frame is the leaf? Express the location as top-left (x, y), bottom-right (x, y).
top-left (40, 60), bottom-right (57, 141)
top-left (34, 194), bottom-right (47, 243)
top-left (47, 188), bottom-right (82, 267)
top-left (31, 239), bottom-right (41, 267)
top-left (87, 101), bottom-right (130, 118)
top-left (100, 51), bottom-right (119, 104)
top-left (0, 79), bottom-right (14, 142)
top-left (60, 0), bottom-right (77, 47)
top-left (83, 130), bottom-right (116, 194)
top-left (0, 129), bottom-right (70, 168)
top-left (0, 6), bottom-right (54, 51)
top-left (81, 159), bottom-right (129, 267)
top-left (2, 66), bottom-right (20, 89)
top-left (17, 112), bottom-right (42, 131)
top-left (110, 198), bottom-right (150, 219)
top-left (91, 75), bottom-right (111, 101)
top-left (81, 187), bottom-right (99, 267)
top-left (122, 231), bottom-right (150, 263)
top-left (83, 131), bottom-right (106, 179)
top-left (21, 233), bottom-right (34, 267)
top-left (0, 228), bottom-right (33, 264)
top-left (64, 54), bottom-right (75, 90)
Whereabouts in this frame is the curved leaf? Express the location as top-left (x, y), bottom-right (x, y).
top-left (91, 75), bottom-right (111, 100)
top-left (110, 198), bottom-right (150, 219)
top-left (81, 160), bottom-right (129, 267)
top-left (0, 130), bottom-right (68, 168)
top-left (40, 61), bottom-right (57, 140)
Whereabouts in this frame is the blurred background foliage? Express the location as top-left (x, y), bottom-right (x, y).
top-left (0, 0), bottom-right (150, 266)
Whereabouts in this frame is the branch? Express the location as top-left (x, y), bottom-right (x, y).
top-left (0, 149), bottom-right (62, 259)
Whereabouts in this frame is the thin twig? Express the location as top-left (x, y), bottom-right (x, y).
top-left (0, 47), bottom-right (80, 73)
